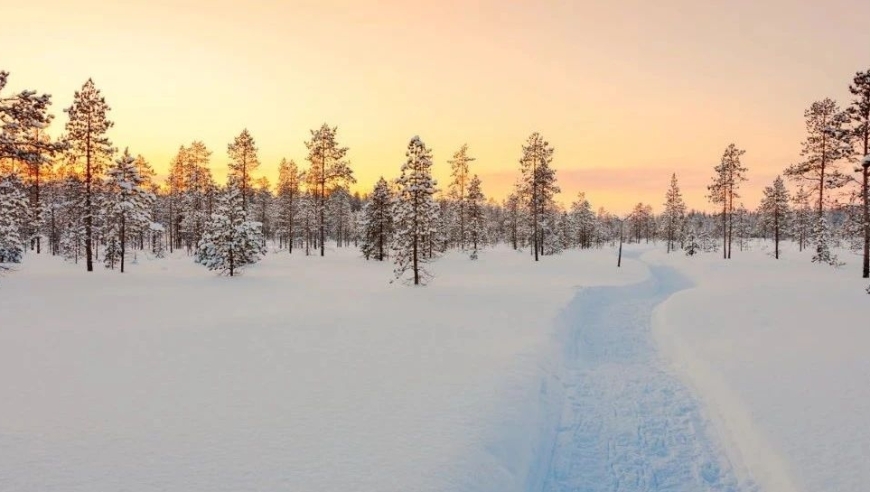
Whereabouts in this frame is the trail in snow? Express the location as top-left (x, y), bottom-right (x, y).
top-left (539, 261), bottom-right (758, 492)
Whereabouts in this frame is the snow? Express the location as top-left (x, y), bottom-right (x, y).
top-left (863, 153), bottom-right (870, 165)
top-left (0, 246), bottom-right (646, 492)
top-left (648, 243), bottom-right (870, 492)
top-left (2, 242), bottom-right (868, 492)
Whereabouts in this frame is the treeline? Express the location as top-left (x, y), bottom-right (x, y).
top-left (1, 68), bottom-right (869, 285)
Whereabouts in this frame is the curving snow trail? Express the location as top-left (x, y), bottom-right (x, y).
top-left (539, 262), bottom-right (758, 492)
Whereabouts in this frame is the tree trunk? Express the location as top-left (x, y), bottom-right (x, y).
top-left (85, 121), bottom-right (93, 272)
top-left (120, 213), bottom-right (126, 273)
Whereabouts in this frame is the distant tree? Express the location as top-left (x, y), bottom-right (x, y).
top-left (569, 192), bottom-right (596, 249)
top-left (63, 79), bottom-right (114, 272)
top-left (195, 184), bottom-right (264, 276)
top-left (708, 143), bottom-right (748, 259)
top-left (305, 124), bottom-right (354, 257)
top-left (359, 177), bottom-right (393, 261)
top-left (252, 177), bottom-right (272, 246)
top-left (791, 185), bottom-right (813, 252)
top-left (227, 129), bottom-right (260, 213)
top-left (391, 136), bottom-right (439, 285)
top-left (846, 69), bottom-right (870, 277)
top-left (0, 174), bottom-right (28, 263)
top-left (518, 132), bottom-right (559, 261)
top-left (785, 98), bottom-right (853, 216)
top-left (101, 149), bottom-right (153, 272)
top-left (504, 189), bottom-right (523, 250)
top-left (662, 173), bottom-right (686, 253)
top-left (276, 158), bottom-right (301, 252)
top-left (465, 174), bottom-right (486, 259)
top-left (180, 141), bottom-right (214, 252)
top-left (759, 176), bottom-right (790, 259)
top-left (683, 227), bottom-right (700, 256)
top-left (447, 144), bottom-right (475, 249)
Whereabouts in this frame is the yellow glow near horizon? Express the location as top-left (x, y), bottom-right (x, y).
top-left (3, 0), bottom-right (869, 213)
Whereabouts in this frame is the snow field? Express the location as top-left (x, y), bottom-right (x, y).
top-left (649, 243), bottom-right (870, 492)
top-left (0, 246), bottom-right (646, 492)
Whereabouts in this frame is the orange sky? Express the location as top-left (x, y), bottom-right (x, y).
top-left (3, 0), bottom-right (869, 213)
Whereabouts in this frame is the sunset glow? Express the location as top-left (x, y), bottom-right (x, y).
top-left (3, 0), bottom-right (869, 212)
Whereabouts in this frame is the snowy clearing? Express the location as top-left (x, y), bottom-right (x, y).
top-left (0, 246), bottom-right (647, 492)
top-left (649, 244), bottom-right (870, 492)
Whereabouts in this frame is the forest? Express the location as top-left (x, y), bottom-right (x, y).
top-left (1, 68), bottom-right (869, 285)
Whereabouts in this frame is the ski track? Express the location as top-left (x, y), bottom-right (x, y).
top-left (539, 258), bottom-right (758, 492)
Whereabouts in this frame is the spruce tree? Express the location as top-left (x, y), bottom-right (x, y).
top-left (391, 136), bottom-right (439, 285)
top-left (759, 176), bottom-right (790, 259)
top-left (102, 149), bottom-right (153, 272)
top-left (360, 177), bottom-right (392, 261)
top-left (63, 79), bottom-right (113, 272)
top-left (465, 174), bottom-right (486, 259)
top-left (195, 184), bottom-right (264, 276)
top-left (0, 174), bottom-right (28, 263)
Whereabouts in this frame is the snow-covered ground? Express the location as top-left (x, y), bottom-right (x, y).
top-left (649, 243), bottom-right (870, 492)
top-left (0, 246), bottom-right (647, 492)
top-left (2, 242), bottom-right (867, 492)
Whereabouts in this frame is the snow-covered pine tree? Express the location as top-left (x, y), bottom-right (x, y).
top-left (662, 173), bottom-right (687, 253)
top-left (847, 69), bottom-right (870, 277)
top-left (305, 124), bottom-right (354, 257)
top-left (195, 183), bottom-right (265, 276)
top-left (63, 79), bottom-right (114, 272)
top-left (276, 158), bottom-right (301, 252)
top-left (447, 144), bottom-right (475, 249)
top-left (252, 177), bottom-right (272, 247)
top-left (791, 185), bottom-right (813, 251)
top-left (391, 136), bottom-right (439, 285)
top-left (360, 177), bottom-right (393, 261)
top-left (180, 141), bottom-right (214, 252)
top-left (0, 174), bottom-right (28, 263)
top-left (328, 186), bottom-right (353, 248)
top-left (811, 215), bottom-right (839, 266)
top-left (759, 176), bottom-right (790, 259)
top-left (101, 148), bottom-right (153, 272)
top-left (569, 192), bottom-right (597, 249)
top-left (707, 144), bottom-right (748, 259)
top-left (785, 99), bottom-right (853, 217)
top-left (684, 227), bottom-right (701, 256)
top-left (465, 174), bottom-right (486, 259)
top-left (518, 132), bottom-right (559, 261)
top-left (227, 129), bottom-right (260, 213)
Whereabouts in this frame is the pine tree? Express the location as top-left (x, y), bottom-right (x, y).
top-left (569, 193), bottom-right (597, 249)
top-left (811, 216), bottom-right (839, 266)
top-left (847, 69), bottom-right (870, 277)
top-left (101, 149), bottom-right (153, 272)
top-left (328, 186), bottom-right (353, 248)
top-left (195, 184), bottom-right (265, 276)
top-left (63, 79), bottom-right (114, 272)
top-left (759, 176), bottom-right (790, 259)
top-left (0, 70), bottom-right (66, 166)
top-left (683, 227), bottom-right (701, 256)
top-left (227, 129), bottom-right (260, 213)
top-left (662, 173), bottom-right (686, 253)
top-left (305, 124), bottom-right (354, 257)
top-left (360, 177), bottom-right (393, 261)
top-left (785, 99), bottom-right (853, 217)
top-left (465, 174), bottom-right (486, 259)
top-left (518, 132), bottom-right (559, 261)
top-left (0, 174), bottom-right (28, 263)
top-left (707, 143), bottom-right (748, 259)
top-left (276, 158), bottom-right (301, 252)
top-left (447, 144), bottom-right (475, 249)
top-left (391, 136), bottom-right (439, 285)
top-left (180, 141), bottom-right (214, 252)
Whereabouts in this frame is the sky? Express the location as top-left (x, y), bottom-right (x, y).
top-left (2, 0), bottom-right (869, 213)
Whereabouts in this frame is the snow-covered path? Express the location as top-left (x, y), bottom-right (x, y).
top-left (540, 261), bottom-right (756, 492)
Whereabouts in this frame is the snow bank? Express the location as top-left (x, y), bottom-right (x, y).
top-left (647, 244), bottom-right (870, 492)
top-left (0, 245), bottom-right (645, 492)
